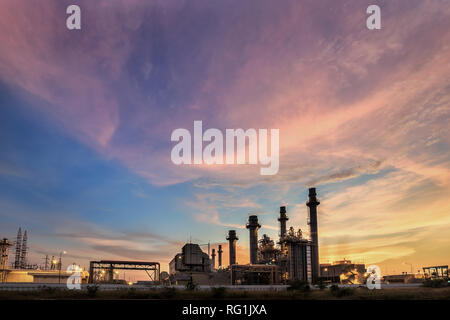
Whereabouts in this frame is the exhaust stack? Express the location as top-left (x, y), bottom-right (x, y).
top-left (307, 187), bottom-right (320, 282)
top-left (278, 206), bottom-right (288, 239)
top-left (211, 248), bottom-right (216, 271)
top-left (218, 245), bottom-right (223, 269)
top-left (246, 215), bottom-right (261, 264)
top-left (226, 230), bottom-right (238, 266)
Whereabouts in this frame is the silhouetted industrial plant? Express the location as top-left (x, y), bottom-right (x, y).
top-left (1, 187), bottom-right (448, 286)
top-left (168, 187), bottom-right (321, 285)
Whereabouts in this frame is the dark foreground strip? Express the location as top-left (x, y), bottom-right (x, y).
top-left (0, 299), bottom-right (449, 318)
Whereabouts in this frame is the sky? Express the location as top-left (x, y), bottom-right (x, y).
top-left (0, 0), bottom-right (449, 278)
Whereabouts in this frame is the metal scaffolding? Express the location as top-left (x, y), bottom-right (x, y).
top-left (0, 238), bottom-right (13, 283)
top-left (88, 260), bottom-right (160, 284)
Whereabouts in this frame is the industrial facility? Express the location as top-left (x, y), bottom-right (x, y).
top-left (0, 228), bottom-right (88, 283)
top-left (2, 187), bottom-right (445, 287)
top-left (320, 259), bottom-right (366, 284)
top-left (167, 187), bottom-right (322, 285)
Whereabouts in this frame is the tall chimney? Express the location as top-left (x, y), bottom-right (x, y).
top-left (278, 206), bottom-right (288, 239)
top-left (211, 249), bottom-right (216, 271)
top-left (307, 187), bottom-right (320, 282)
top-left (246, 215), bottom-right (261, 264)
top-left (226, 230), bottom-right (238, 266)
top-left (218, 245), bottom-right (223, 269)
top-left (14, 228), bottom-right (22, 269)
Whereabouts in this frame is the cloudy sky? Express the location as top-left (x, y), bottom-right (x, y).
top-left (0, 0), bottom-right (449, 277)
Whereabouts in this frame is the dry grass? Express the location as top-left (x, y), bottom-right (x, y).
top-left (0, 286), bottom-right (449, 300)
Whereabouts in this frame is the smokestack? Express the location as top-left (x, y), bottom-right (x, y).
top-left (20, 230), bottom-right (27, 269)
top-left (218, 245), bottom-right (223, 269)
top-left (246, 215), bottom-right (261, 264)
top-left (211, 249), bottom-right (216, 270)
top-left (226, 230), bottom-right (238, 266)
top-left (14, 228), bottom-right (22, 269)
top-left (278, 206), bottom-right (288, 239)
top-left (307, 187), bottom-right (320, 282)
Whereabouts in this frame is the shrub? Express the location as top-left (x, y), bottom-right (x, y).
top-left (161, 287), bottom-right (177, 299)
top-left (42, 286), bottom-right (57, 294)
top-left (211, 287), bottom-right (227, 299)
top-left (316, 279), bottom-right (326, 290)
top-left (423, 279), bottom-right (448, 288)
top-left (185, 276), bottom-right (197, 291)
top-left (329, 285), bottom-right (354, 297)
top-left (287, 280), bottom-right (310, 292)
top-left (86, 284), bottom-right (99, 297)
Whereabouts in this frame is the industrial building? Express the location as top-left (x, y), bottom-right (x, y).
top-left (423, 265), bottom-right (448, 279)
top-left (230, 187), bottom-right (321, 284)
top-left (169, 243), bottom-right (211, 274)
top-left (3, 187), bottom-right (333, 286)
top-left (320, 259), bottom-right (366, 284)
top-left (89, 260), bottom-right (159, 284)
top-left (169, 243), bottom-right (229, 285)
top-left (168, 187), bottom-right (322, 285)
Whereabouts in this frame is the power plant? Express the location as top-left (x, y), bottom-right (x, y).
top-left (231, 187), bottom-right (321, 284)
top-left (0, 187), bottom-right (446, 287)
top-left (168, 187), bottom-right (322, 285)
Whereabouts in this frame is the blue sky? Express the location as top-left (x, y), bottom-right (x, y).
top-left (0, 0), bottom-right (449, 275)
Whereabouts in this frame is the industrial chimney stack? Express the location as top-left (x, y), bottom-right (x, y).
top-left (246, 215), bottom-right (261, 265)
top-left (306, 187), bottom-right (320, 282)
top-left (226, 230), bottom-right (238, 266)
top-left (211, 249), bottom-right (216, 271)
top-left (278, 206), bottom-right (289, 239)
top-left (218, 245), bottom-right (223, 269)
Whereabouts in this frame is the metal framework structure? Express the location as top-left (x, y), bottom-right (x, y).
top-left (0, 238), bottom-right (13, 283)
top-left (14, 228), bottom-right (22, 269)
top-left (88, 260), bottom-right (160, 284)
top-left (423, 265), bottom-right (448, 279)
top-left (230, 264), bottom-right (278, 285)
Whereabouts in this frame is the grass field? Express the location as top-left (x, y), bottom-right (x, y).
top-left (0, 286), bottom-right (449, 300)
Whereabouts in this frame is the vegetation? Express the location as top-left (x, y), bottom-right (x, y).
top-left (0, 286), bottom-right (449, 300)
top-left (86, 284), bottom-right (99, 297)
top-left (287, 280), bottom-right (310, 292)
top-left (185, 276), bottom-right (197, 290)
top-left (423, 279), bottom-right (449, 288)
top-left (211, 287), bottom-right (227, 299)
top-left (329, 284), bottom-right (354, 297)
top-left (316, 279), bottom-right (326, 290)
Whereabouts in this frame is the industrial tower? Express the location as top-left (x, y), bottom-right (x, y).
top-left (246, 215), bottom-right (261, 265)
top-left (226, 230), bottom-right (238, 266)
top-left (306, 187), bottom-right (320, 282)
top-left (14, 228), bottom-right (22, 269)
top-left (218, 245), bottom-right (223, 269)
top-left (0, 238), bottom-right (13, 282)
